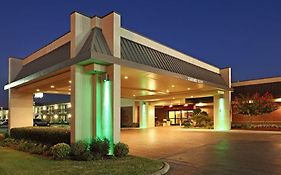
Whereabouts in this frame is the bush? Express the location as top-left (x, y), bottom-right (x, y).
top-left (51, 143), bottom-right (71, 160)
top-left (18, 140), bottom-right (36, 152)
top-left (72, 151), bottom-right (94, 161)
top-left (90, 138), bottom-right (110, 157)
top-left (70, 141), bottom-right (90, 161)
top-left (0, 138), bottom-right (18, 147)
top-left (114, 142), bottom-right (129, 157)
top-left (4, 132), bottom-right (9, 139)
top-left (0, 134), bottom-right (4, 141)
top-left (30, 144), bottom-right (48, 155)
top-left (234, 92), bottom-right (278, 116)
top-left (191, 114), bottom-right (211, 127)
top-left (182, 118), bottom-right (192, 128)
top-left (10, 127), bottom-right (70, 145)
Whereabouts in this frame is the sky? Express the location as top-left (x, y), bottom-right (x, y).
top-left (0, 0), bottom-right (281, 108)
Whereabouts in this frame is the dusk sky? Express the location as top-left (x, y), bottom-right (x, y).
top-left (1, 0), bottom-right (281, 108)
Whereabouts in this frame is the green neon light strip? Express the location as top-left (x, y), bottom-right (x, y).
top-left (102, 80), bottom-right (113, 154)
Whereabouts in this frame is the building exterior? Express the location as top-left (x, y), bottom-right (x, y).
top-left (34, 102), bottom-right (71, 124)
top-left (232, 76), bottom-right (281, 125)
top-left (0, 107), bottom-right (8, 120)
top-left (4, 11), bottom-right (232, 149)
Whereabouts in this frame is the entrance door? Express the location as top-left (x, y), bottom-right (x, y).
top-left (169, 110), bottom-right (191, 125)
top-left (168, 111), bottom-right (182, 125)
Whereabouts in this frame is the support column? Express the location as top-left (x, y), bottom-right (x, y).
top-left (139, 101), bottom-right (148, 128)
top-left (70, 65), bottom-right (93, 143)
top-left (133, 101), bottom-right (138, 124)
top-left (213, 92), bottom-right (231, 130)
top-left (107, 64), bottom-right (121, 146)
top-left (92, 64), bottom-right (120, 154)
top-left (148, 104), bottom-right (155, 127)
top-left (8, 57), bottom-right (33, 130)
top-left (139, 101), bottom-right (155, 128)
top-left (9, 89), bottom-right (33, 129)
top-left (214, 67), bottom-right (232, 131)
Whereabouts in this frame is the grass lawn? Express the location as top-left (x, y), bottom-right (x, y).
top-left (0, 147), bottom-right (163, 175)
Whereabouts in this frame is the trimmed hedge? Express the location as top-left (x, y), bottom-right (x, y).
top-left (10, 127), bottom-right (70, 145)
top-left (51, 143), bottom-right (71, 160)
top-left (114, 142), bottom-right (129, 157)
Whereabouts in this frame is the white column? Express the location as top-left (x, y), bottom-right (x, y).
top-left (70, 65), bottom-right (93, 143)
top-left (8, 57), bottom-right (33, 130)
top-left (107, 64), bottom-right (121, 144)
top-left (148, 103), bottom-right (155, 128)
top-left (9, 89), bottom-right (33, 129)
top-left (139, 101), bottom-right (155, 128)
top-left (213, 91), bottom-right (231, 130)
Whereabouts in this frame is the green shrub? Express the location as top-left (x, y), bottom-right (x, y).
top-left (182, 118), bottom-right (192, 128)
top-left (0, 134), bottom-right (4, 141)
top-left (10, 127), bottom-right (70, 145)
top-left (191, 108), bottom-right (212, 128)
top-left (0, 138), bottom-right (18, 147)
top-left (18, 140), bottom-right (36, 152)
top-left (90, 138), bottom-right (110, 157)
top-left (51, 143), bottom-right (71, 160)
top-left (4, 132), bottom-right (9, 139)
top-left (42, 147), bottom-right (53, 157)
top-left (114, 142), bottom-right (129, 157)
top-left (72, 151), bottom-right (93, 161)
top-left (30, 144), bottom-right (48, 155)
top-left (70, 141), bottom-right (88, 156)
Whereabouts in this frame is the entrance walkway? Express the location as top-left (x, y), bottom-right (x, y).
top-left (121, 127), bottom-right (281, 175)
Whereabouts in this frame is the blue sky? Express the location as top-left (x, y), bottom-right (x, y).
top-left (0, 0), bottom-right (281, 107)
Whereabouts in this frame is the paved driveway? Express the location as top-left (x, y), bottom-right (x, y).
top-left (121, 127), bottom-right (281, 175)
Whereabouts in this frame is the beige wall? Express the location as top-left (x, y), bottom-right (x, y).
top-left (70, 12), bottom-right (92, 58)
top-left (9, 57), bottom-right (33, 129)
top-left (70, 65), bottom-right (93, 143)
top-left (9, 89), bottom-right (33, 129)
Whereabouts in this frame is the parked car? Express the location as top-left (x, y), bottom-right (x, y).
top-left (33, 119), bottom-right (50, 126)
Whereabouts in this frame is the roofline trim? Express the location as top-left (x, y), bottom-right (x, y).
top-left (22, 32), bottom-right (71, 65)
top-left (120, 27), bottom-right (220, 74)
top-left (4, 50), bottom-right (231, 91)
top-left (232, 76), bottom-right (281, 87)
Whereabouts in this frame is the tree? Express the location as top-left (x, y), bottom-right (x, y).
top-left (233, 92), bottom-right (278, 116)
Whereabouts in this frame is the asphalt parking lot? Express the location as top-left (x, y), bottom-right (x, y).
top-left (121, 127), bottom-right (281, 175)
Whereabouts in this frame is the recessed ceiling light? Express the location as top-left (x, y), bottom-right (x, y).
top-left (172, 97), bottom-right (175, 99)
top-left (133, 94), bottom-right (136, 97)
top-left (69, 80), bottom-right (72, 83)
top-left (50, 85), bottom-right (55, 88)
top-left (36, 89), bottom-right (40, 92)
top-left (124, 76), bottom-right (128, 79)
top-left (158, 92), bottom-right (165, 94)
top-left (187, 88), bottom-right (191, 90)
top-left (171, 85), bottom-right (175, 88)
top-left (166, 89), bottom-right (169, 93)
top-left (191, 96), bottom-right (194, 98)
top-left (68, 88), bottom-right (71, 91)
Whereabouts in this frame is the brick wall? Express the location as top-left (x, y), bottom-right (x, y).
top-left (232, 106), bottom-right (281, 123)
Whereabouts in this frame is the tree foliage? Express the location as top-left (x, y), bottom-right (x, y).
top-left (234, 92), bottom-right (278, 116)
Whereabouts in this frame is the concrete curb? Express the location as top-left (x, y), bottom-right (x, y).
top-left (150, 162), bottom-right (170, 175)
